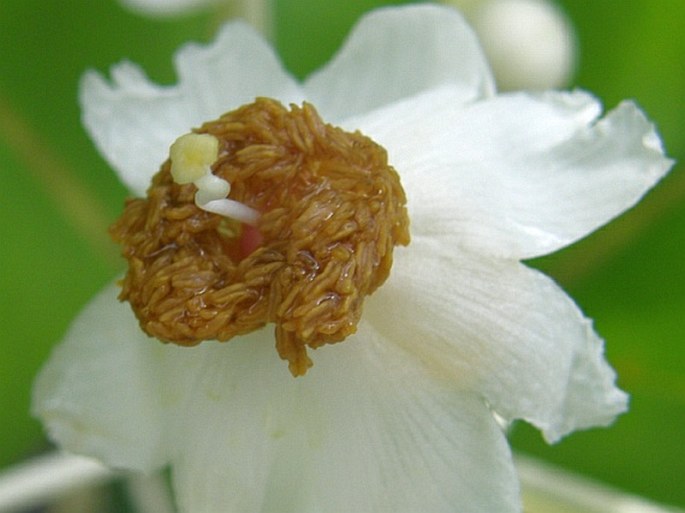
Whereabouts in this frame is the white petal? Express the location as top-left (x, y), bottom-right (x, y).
top-left (172, 23), bottom-right (303, 122)
top-left (80, 22), bottom-right (303, 196)
top-left (32, 286), bottom-right (522, 511)
top-left (304, 4), bottom-right (495, 123)
top-left (353, 88), bottom-right (673, 259)
top-left (366, 239), bottom-right (629, 443)
top-left (32, 282), bottom-right (168, 472)
top-left (168, 325), bottom-right (520, 513)
top-left (162, 332), bottom-right (292, 513)
top-left (303, 327), bottom-right (521, 513)
top-left (80, 64), bottom-right (189, 196)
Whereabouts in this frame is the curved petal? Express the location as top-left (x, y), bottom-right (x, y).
top-left (172, 23), bottom-right (303, 122)
top-left (304, 4), bottom-right (495, 123)
top-left (366, 238), bottom-right (628, 443)
top-left (37, 282), bottom-right (521, 511)
top-left (168, 325), bottom-right (520, 513)
top-left (162, 331), bottom-right (292, 513)
top-left (303, 328), bottom-right (520, 513)
top-left (31, 282), bottom-right (168, 472)
top-left (80, 22), bottom-right (303, 196)
top-left (79, 64), bottom-right (189, 196)
top-left (351, 88), bottom-right (673, 259)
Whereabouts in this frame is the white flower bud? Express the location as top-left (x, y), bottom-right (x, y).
top-left (446, 0), bottom-right (577, 90)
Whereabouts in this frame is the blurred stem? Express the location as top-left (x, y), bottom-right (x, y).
top-left (0, 453), bottom-right (111, 512)
top-left (0, 91), bottom-right (120, 270)
top-left (2, 452), bottom-right (682, 513)
top-left (125, 473), bottom-right (175, 513)
top-left (516, 455), bottom-right (685, 513)
top-left (212, 0), bottom-right (273, 40)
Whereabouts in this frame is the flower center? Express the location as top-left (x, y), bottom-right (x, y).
top-left (110, 98), bottom-right (410, 376)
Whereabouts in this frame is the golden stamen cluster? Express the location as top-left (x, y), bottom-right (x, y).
top-left (110, 98), bottom-right (410, 376)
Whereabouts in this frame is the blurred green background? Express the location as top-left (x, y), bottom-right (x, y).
top-left (1, 0), bottom-right (683, 509)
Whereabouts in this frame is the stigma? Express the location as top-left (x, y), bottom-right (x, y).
top-left (169, 133), bottom-right (259, 226)
top-left (110, 98), bottom-right (410, 377)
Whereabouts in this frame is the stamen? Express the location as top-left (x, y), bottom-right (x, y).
top-left (169, 133), bottom-right (259, 225)
top-left (111, 98), bottom-right (410, 377)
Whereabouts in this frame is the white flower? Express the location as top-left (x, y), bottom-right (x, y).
top-left (32, 4), bottom-right (672, 513)
top-left (117, 0), bottom-right (272, 39)
top-left (119, 0), bottom-right (220, 17)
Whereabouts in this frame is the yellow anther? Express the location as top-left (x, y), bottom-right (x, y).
top-left (169, 133), bottom-right (219, 184)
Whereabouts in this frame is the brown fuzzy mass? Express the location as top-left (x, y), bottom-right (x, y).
top-left (110, 98), bottom-right (410, 376)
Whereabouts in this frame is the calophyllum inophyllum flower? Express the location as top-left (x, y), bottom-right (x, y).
top-left (33, 5), bottom-right (672, 512)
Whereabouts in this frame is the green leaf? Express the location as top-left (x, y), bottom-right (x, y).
top-left (0, 0), bottom-right (212, 467)
top-left (0, 138), bottom-right (113, 466)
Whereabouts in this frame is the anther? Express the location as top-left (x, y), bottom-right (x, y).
top-left (111, 99), bottom-right (410, 376)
